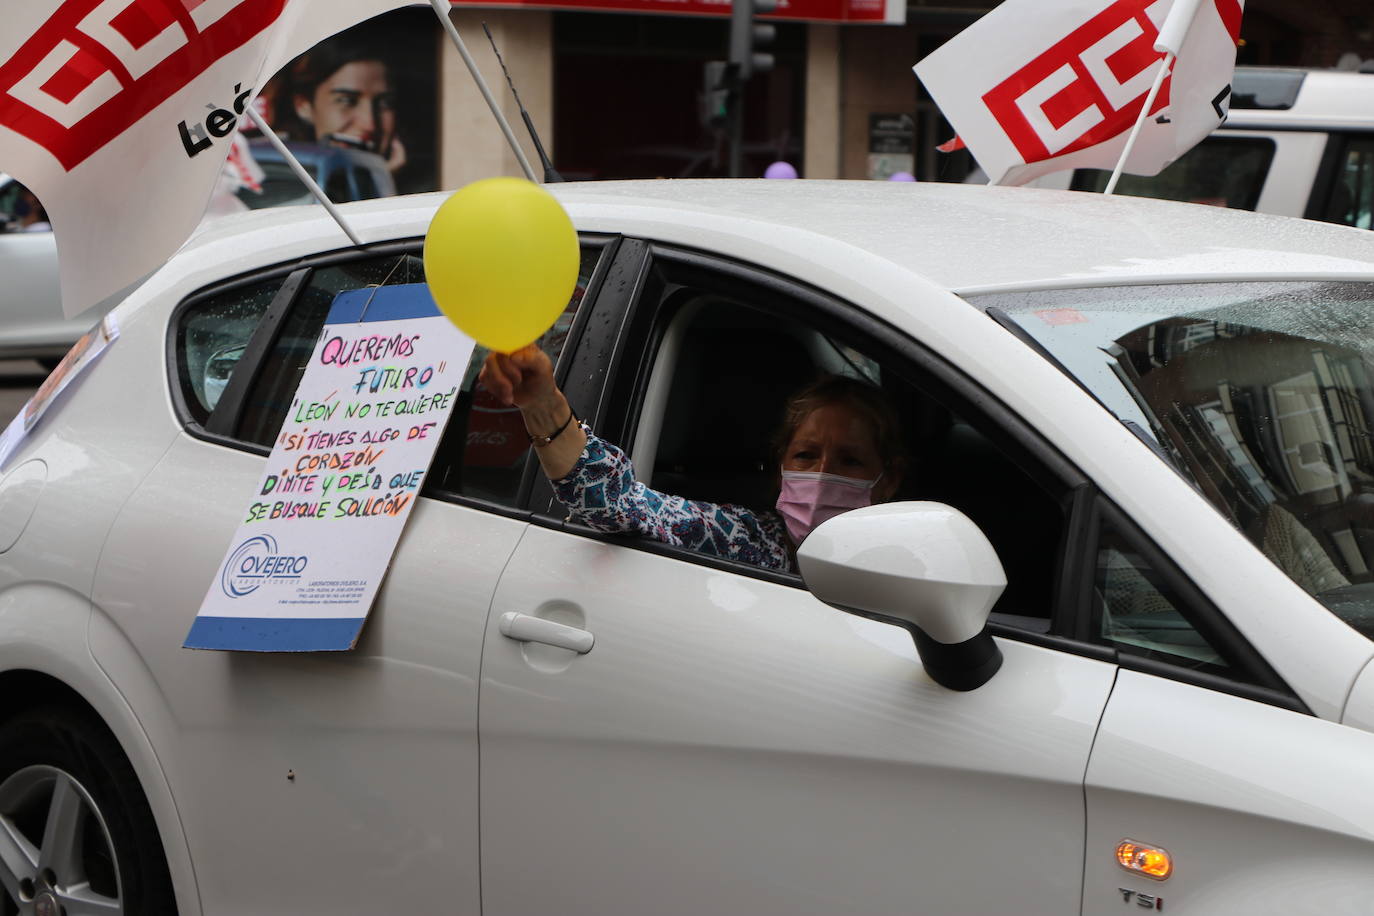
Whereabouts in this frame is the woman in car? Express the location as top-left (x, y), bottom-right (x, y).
top-left (480, 345), bottom-right (905, 571)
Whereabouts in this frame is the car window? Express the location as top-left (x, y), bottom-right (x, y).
top-left (352, 166), bottom-right (380, 201)
top-left (1071, 136), bottom-right (1275, 210)
top-left (228, 255), bottom-right (424, 445)
top-left (180, 244), bottom-right (605, 509)
top-left (1088, 502), bottom-right (1293, 694)
top-left (0, 179), bottom-right (50, 233)
top-left (981, 281), bottom-right (1374, 640)
top-left (1094, 519), bottom-right (1229, 673)
top-left (0, 179), bottom-right (21, 224)
top-left (425, 245), bottom-right (603, 504)
top-left (239, 160), bottom-right (312, 209)
top-left (175, 276), bottom-right (285, 425)
top-left (593, 254), bottom-right (1069, 626)
top-left (324, 167), bottom-right (351, 205)
top-left (1318, 135), bottom-right (1374, 230)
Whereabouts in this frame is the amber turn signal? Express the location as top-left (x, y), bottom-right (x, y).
top-left (1116, 840), bottom-right (1173, 880)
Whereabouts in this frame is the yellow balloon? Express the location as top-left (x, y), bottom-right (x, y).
top-left (423, 177), bottom-right (579, 353)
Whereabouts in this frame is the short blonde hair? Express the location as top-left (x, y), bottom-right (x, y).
top-left (770, 375), bottom-right (905, 478)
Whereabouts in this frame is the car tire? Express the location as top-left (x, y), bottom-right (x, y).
top-left (0, 706), bottom-right (176, 915)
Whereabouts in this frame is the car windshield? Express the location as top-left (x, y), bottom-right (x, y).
top-left (975, 280), bottom-right (1374, 638)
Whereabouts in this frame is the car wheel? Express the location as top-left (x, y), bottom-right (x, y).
top-left (0, 707), bottom-right (175, 915)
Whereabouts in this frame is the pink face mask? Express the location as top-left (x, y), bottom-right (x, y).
top-left (775, 469), bottom-right (880, 545)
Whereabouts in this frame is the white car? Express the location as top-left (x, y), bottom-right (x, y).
top-left (3, 181), bottom-right (1374, 916)
top-left (0, 174), bottom-right (71, 365)
top-left (1039, 67), bottom-right (1374, 228)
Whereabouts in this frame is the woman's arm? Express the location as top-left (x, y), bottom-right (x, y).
top-left (478, 347), bottom-right (791, 570)
top-left (551, 433), bottom-right (791, 569)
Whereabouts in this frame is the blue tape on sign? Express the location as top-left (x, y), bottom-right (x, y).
top-left (184, 617), bottom-right (365, 652)
top-left (326, 283), bottom-right (441, 325)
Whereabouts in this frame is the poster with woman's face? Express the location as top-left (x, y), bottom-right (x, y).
top-left (254, 8), bottom-right (438, 198)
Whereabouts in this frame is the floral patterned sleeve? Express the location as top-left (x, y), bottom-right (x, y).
top-left (551, 426), bottom-right (792, 572)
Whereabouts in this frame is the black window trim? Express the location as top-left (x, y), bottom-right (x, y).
top-left (524, 237), bottom-right (653, 517)
top-left (1305, 130), bottom-right (1374, 225)
top-left (167, 263), bottom-right (301, 452)
top-left (510, 234), bottom-right (624, 510)
top-left (166, 234), bottom-right (621, 522)
top-left (168, 237), bottom-right (425, 451)
top-left (1090, 496), bottom-right (1309, 714)
top-left (204, 267), bottom-right (310, 440)
top-left (1306, 130), bottom-right (1347, 223)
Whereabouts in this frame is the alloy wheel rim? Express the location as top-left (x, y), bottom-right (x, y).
top-left (0, 765), bottom-right (123, 915)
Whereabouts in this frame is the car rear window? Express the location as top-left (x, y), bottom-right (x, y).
top-left (1230, 69), bottom-right (1307, 110)
top-left (1071, 136), bottom-right (1275, 211)
top-left (176, 276), bottom-right (284, 422)
top-left (174, 244), bottom-right (606, 509)
top-left (975, 281), bottom-right (1374, 638)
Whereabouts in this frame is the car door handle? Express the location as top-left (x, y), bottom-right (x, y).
top-left (498, 612), bottom-right (594, 654)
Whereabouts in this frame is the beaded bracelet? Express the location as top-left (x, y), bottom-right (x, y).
top-left (528, 409), bottom-right (576, 448)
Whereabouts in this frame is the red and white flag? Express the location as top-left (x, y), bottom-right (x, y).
top-left (0, 0), bottom-right (424, 318)
top-left (914, 0), bottom-right (1244, 186)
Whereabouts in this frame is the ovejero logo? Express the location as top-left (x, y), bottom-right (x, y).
top-left (221, 534), bottom-right (308, 598)
top-left (0, 0), bottom-right (284, 170)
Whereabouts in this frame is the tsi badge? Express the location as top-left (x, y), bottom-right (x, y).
top-left (1119, 888), bottom-right (1163, 909)
top-left (221, 534), bottom-right (308, 598)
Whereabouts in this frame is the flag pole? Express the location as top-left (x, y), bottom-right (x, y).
top-left (244, 106), bottom-right (363, 247)
top-left (1105, 0), bottom-right (1206, 195)
top-left (427, 0), bottom-right (538, 182)
top-left (1103, 52), bottom-right (1173, 195)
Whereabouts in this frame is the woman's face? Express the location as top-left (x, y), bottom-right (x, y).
top-left (296, 60), bottom-right (397, 154)
top-left (782, 403), bottom-right (899, 501)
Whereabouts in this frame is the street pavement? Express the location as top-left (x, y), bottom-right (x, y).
top-left (0, 360), bottom-right (45, 421)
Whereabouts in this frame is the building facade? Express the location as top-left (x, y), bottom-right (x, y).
top-left (372, 0), bottom-right (1374, 188)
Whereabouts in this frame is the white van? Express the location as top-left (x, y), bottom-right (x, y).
top-left (1040, 67), bottom-right (1374, 229)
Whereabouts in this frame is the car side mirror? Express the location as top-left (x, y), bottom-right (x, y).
top-left (797, 501), bottom-right (1006, 691)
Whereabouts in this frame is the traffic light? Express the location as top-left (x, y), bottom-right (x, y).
top-left (728, 0), bottom-right (777, 82)
top-left (701, 60), bottom-right (732, 129)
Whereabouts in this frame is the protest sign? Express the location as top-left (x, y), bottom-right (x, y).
top-left (185, 282), bottom-right (474, 652)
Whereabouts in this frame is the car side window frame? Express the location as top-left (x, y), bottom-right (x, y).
top-left (167, 240), bottom-right (422, 453)
top-left (524, 238), bottom-right (652, 518)
top-left (166, 235), bottom-right (620, 518)
top-left (544, 243), bottom-right (1310, 713)
top-left (167, 263), bottom-right (302, 449)
top-left (536, 243), bottom-right (1092, 594)
top-left (1077, 496), bottom-right (1310, 713)
top-left (428, 234), bottom-right (624, 512)
top-left (1307, 130), bottom-right (1374, 228)
top-left (1306, 130), bottom-right (1368, 225)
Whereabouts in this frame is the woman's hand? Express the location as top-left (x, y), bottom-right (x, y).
top-left (478, 345), bottom-right (557, 409)
top-left (479, 345), bottom-right (586, 481)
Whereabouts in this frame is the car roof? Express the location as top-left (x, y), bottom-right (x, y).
top-left (178, 180), bottom-right (1374, 296)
